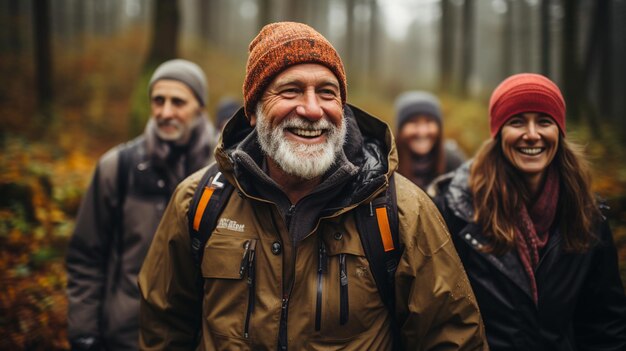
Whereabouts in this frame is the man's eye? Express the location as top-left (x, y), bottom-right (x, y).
top-left (172, 98), bottom-right (185, 107)
top-left (152, 97), bottom-right (165, 105)
top-left (319, 89), bottom-right (337, 98)
top-left (281, 89), bottom-right (299, 97)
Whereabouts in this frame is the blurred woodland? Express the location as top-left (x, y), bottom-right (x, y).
top-left (1, 0), bottom-right (625, 349)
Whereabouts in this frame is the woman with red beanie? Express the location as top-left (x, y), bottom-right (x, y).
top-left (431, 73), bottom-right (626, 350)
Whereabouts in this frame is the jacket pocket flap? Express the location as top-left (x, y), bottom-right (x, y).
top-left (201, 233), bottom-right (250, 279)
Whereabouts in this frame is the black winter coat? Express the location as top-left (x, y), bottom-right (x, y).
top-left (431, 162), bottom-right (626, 351)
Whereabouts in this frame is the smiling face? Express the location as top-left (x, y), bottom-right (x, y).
top-left (397, 114), bottom-right (440, 156)
top-left (250, 63), bottom-right (346, 180)
top-left (500, 112), bottom-right (560, 188)
top-left (150, 79), bottom-right (201, 143)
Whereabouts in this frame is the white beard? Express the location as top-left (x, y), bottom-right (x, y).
top-left (255, 104), bottom-right (347, 180)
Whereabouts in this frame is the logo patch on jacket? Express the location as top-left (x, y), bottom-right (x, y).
top-left (217, 218), bottom-right (245, 232)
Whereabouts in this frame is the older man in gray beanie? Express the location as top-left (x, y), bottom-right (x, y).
top-left (66, 59), bottom-right (217, 351)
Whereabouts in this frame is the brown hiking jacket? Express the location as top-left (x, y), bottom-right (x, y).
top-left (138, 106), bottom-right (487, 350)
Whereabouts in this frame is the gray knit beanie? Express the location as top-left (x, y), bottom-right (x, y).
top-left (148, 59), bottom-right (208, 106)
top-left (394, 91), bottom-right (442, 130)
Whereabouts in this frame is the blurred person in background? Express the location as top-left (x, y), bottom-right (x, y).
top-left (394, 90), bottom-right (465, 189)
top-left (431, 73), bottom-right (626, 350)
top-left (215, 96), bottom-right (242, 133)
top-left (66, 59), bottom-right (218, 350)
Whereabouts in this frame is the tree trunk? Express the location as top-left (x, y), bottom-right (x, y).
top-left (345, 0), bottom-right (355, 70)
top-left (561, 0), bottom-right (581, 122)
top-left (33, 0), bottom-right (53, 123)
top-left (540, 0), bottom-right (550, 76)
top-left (145, 0), bottom-right (179, 67)
top-left (440, 0), bottom-right (453, 93)
top-left (460, 0), bottom-right (475, 97)
top-left (501, 0), bottom-right (514, 78)
top-left (367, 0), bottom-right (379, 89)
top-left (258, 0), bottom-right (272, 30)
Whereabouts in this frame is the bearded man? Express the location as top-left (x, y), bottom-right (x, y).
top-left (66, 59), bottom-right (217, 350)
top-left (138, 23), bottom-right (486, 350)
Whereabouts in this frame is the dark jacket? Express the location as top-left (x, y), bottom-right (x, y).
top-left (66, 117), bottom-right (216, 350)
top-left (431, 162), bottom-right (626, 351)
top-left (138, 106), bottom-right (487, 350)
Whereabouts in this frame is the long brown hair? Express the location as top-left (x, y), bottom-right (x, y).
top-left (469, 136), bottom-right (600, 254)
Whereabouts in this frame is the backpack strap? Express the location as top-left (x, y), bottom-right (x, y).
top-left (112, 144), bottom-right (133, 286)
top-left (354, 174), bottom-right (402, 349)
top-left (187, 163), bottom-right (235, 268)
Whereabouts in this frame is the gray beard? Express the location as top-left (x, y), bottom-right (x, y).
top-left (255, 104), bottom-right (347, 180)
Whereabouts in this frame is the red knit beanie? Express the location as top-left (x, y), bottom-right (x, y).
top-left (489, 73), bottom-right (566, 138)
top-left (243, 22), bottom-right (347, 119)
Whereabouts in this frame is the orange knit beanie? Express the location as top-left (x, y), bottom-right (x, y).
top-left (243, 22), bottom-right (347, 119)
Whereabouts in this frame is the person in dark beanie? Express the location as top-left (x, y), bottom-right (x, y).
top-left (138, 22), bottom-right (486, 350)
top-left (431, 73), bottom-right (626, 350)
top-left (215, 96), bottom-right (242, 132)
top-left (66, 59), bottom-right (218, 350)
top-left (394, 90), bottom-right (465, 189)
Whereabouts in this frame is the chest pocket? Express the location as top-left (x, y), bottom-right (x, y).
top-left (201, 232), bottom-right (256, 279)
top-left (313, 229), bottom-right (385, 339)
top-left (201, 232), bottom-right (258, 340)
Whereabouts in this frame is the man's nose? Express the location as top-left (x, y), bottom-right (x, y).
top-left (161, 100), bottom-right (175, 117)
top-left (295, 90), bottom-right (323, 121)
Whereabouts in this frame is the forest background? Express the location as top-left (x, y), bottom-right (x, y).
top-left (1, 0), bottom-right (625, 349)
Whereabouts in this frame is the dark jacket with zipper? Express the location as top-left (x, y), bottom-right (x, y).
top-left (431, 162), bottom-right (626, 351)
top-left (138, 106), bottom-right (487, 350)
top-left (66, 117), bottom-right (216, 350)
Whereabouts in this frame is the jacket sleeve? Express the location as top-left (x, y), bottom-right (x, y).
top-left (138, 174), bottom-right (203, 350)
top-left (573, 219), bottom-right (626, 350)
top-left (394, 176), bottom-right (487, 350)
top-left (65, 152), bottom-right (118, 343)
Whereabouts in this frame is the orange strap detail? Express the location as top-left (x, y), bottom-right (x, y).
top-left (193, 186), bottom-right (215, 231)
top-left (375, 207), bottom-right (394, 252)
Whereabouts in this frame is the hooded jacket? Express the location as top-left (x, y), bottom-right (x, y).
top-left (138, 106), bottom-right (487, 350)
top-left (431, 162), bottom-right (626, 351)
top-left (66, 116), bottom-right (216, 350)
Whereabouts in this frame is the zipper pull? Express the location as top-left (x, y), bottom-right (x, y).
top-left (239, 240), bottom-right (251, 278)
top-left (339, 253), bottom-right (349, 325)
top-left (247, 239), bottom-right (257, 285)
top-left (286, 205), bottom-right (296, 228)
top-left (318, 240), bottom-right (328, 274)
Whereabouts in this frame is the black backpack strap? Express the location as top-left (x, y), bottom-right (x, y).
top-left (187, 163), bottom-right (235, 268)
top-left (354, 174), bottom-right (402, 349)
top-left (112, 144), bottom-right (133, 286)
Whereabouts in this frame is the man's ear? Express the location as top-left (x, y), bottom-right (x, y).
top-left (249, 113), bottom-right (257, 127)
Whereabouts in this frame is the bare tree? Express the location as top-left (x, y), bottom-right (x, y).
top-left (439, 0), bottom-right (453, 92)
top-left (460, 0), bottom-right (475, 97)
top-left (258, 0), bottom-right (272, 30)
top-left (33, 0), bottom-right (53, 123)
top-left (145, 0), bottom-right (180, 67)
top-left (561, 0), bottom-right (581, 122)
top-left (540, 0), bottom-right (551, 76)
top-left (502, 0), bottom-right (514, 78)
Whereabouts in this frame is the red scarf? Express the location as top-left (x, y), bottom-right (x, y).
top-left (515, 166), bottom-right (560, 305)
